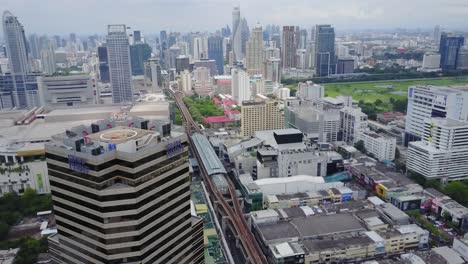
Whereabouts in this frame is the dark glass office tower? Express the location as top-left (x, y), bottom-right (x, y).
top-left (439, 32), bottom-right (464, 71)
top-left (315, 25), bottom-right (336, 77)
top-left (208, 36), bottom-right (224, 74)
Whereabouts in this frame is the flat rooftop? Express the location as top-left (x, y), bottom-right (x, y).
top-left (87, 126), bottom-right (154, 144)
top-left (303, 235), bottom-right (373, 252)
top-left (291, 213), bottom-right (365, 237)
top-left (258, 222), bottom-right (301, 242)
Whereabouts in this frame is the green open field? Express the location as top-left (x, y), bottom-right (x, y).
top-left (287, 77), bottom-right (468, 103)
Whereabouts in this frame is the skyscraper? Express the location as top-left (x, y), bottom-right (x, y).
top-left (97, 46), bottom-right (110, 82)
top-left (28, 34), bottom-right (40, 59)
top-left (208, 36), bottom-right (224, 74)
top-left (160, 30), bottom-right (168, 65)
top-left (192, 36), bottom-right (208, 61)
top-left (130, 42), bottom-right (152, 76)
top-left (46, 118), bottom-right (203, 263)
top-left (232, 68), bottom-right (251, 104)
top-left (133, 30), bottom-right (142, 43)
top-left (232, 7), bottom-right (242, 62)
top-left (281, 26), bottom-right (299, 69)
top-left (246, 23), bottom-right (264, 75)
top-left (2, 11), bottom-right (31, 108)
top-left (106, 25), bottom-right (134, 104)
top-left (40, 40), bottom-right (56, 75)
top-left (166, 45), bottom-right (181, 69)
top-left (439, 32), bottom-right (464, 71)
top-left (240, 18), bottom-right (250, 58)
top-left (315, 25), bottom-right (336, 77)
top-left (434, 25), bottom-right (441, 46)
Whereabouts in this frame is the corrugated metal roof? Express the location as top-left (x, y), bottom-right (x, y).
top-left (191, 133), bottom-right (227, 176)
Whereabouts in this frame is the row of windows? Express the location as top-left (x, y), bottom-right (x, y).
top-left (49, 165), bottom-right (189, 202)
top-left (57, 211), bottom-right (190, 256)
top-left (55, 194), bottom-right (189, 237)
top-left (53, 183), bottom-right (190, 224)
top-left (47, 151), bottom-right (188, 186)
top-left (144, 229), bottom-right (194, 264)
top-left (46, 141), bottom-right (188, 171)
top-left (58, 217), bottom-right (191, 263)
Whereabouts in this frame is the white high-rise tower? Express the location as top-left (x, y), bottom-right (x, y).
top-left (232, 7), bottom-right (242, 63)
top-left (106, 24), bottom-right (134, 104)
top-left (232, 68), bottom-right (250, 104)
top-left (2, 11), bottom-right (31, 108)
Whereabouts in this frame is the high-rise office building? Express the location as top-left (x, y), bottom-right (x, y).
top-left (281, 26), bottom-right (299, 69)
top-left (192, 36), bottom-right (208, 62)
top-left (194, 59), bottom-right (217, 77)
top-left (263, 58), bottom-right (281, 84)
top-left (166, 45), bottom-right (181, 69)
top-left (175, 55), bottom-right (190, 74)
top-left (336, 58), bottom-right (354, 74)
top-left (299, 29), bottom-right (308, 49)
top-left (232, 68), bottom-right (251, 104)
top-left (2, 11), bottom-right (31, 108)
top-left (315, 25), bottom-right (336, 77)
top-left (133, 30), bottom-right (142, 43)
top-left (240, 18), bottom-right (250, 58)
top-left (46, 118), bottom-right (203, 263)
top-left (407, 117), bottom-right (468, 181)
top-left (405, 85), bottom-right (468, 145)
top-left (232, 7), bottom-right (242, 62)
top-left (40, 41), bottom-right (56, 75)
top-left (69, 33), bottom-right (76, 43)
top-left (107, 25), bottom-right (134, 104)
top-left (241, 96), bottom-right (285, 137)
top-left (297, 81), bottom-right (324, 102)
top-left (208, 36), bottom-right (224, 75)
top-left (439, 32), bottom-right (464, 71)
top-left (28, 34), bottom-right (40, 59)
top-left (97, 46), bottom-right (110, 82)
top-left (130, 42), bottom-right (152, 76)
top-left (340, 106), bottom-right (368, 144)
top-left (246, 23), bottom-right (264, 75)
top-left (434, 25), bottom-right (441, 46)
top-left (456, 49), bottom-right (468, 70)
top-left (159, 30), bottom-right (168, 65)
top-left (180, 70), bottom-right (192, 92)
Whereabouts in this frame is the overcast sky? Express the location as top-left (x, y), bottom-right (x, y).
top-left (1, 0), bottom-right (468, 35)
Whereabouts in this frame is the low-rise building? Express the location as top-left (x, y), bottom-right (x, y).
top-left (376, 203), bottom-right (410, 226)
top-left (452, 238), bottom-right (468, 261)
top-left (356, 131), bottom-right (396, 161)
top-left (395, 224), bottom-right (429, 249)
top-left (254, 129), bottom-right (328, 178)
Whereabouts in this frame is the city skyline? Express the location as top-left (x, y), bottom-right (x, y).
top-left (1, 0), bottom-right (468, 35)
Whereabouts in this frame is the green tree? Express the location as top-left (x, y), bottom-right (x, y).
top-left (375, 99), bottom-right (383, 106)
top-left (354, 140), bottom-right (367, 154)
top-left (395, 148), bottom-right (400, 159)
top-left (442, 211), bottom-right (453, 222)
top-left (392, 99), bottom-right (408, 113)
top-left (0, 222), bottom-right (9, 240)
top-left (444, 181), bottom-right (468, 206)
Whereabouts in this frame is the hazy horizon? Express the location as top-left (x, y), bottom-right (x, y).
top-left (1, 0), bottom-right (468, 35)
